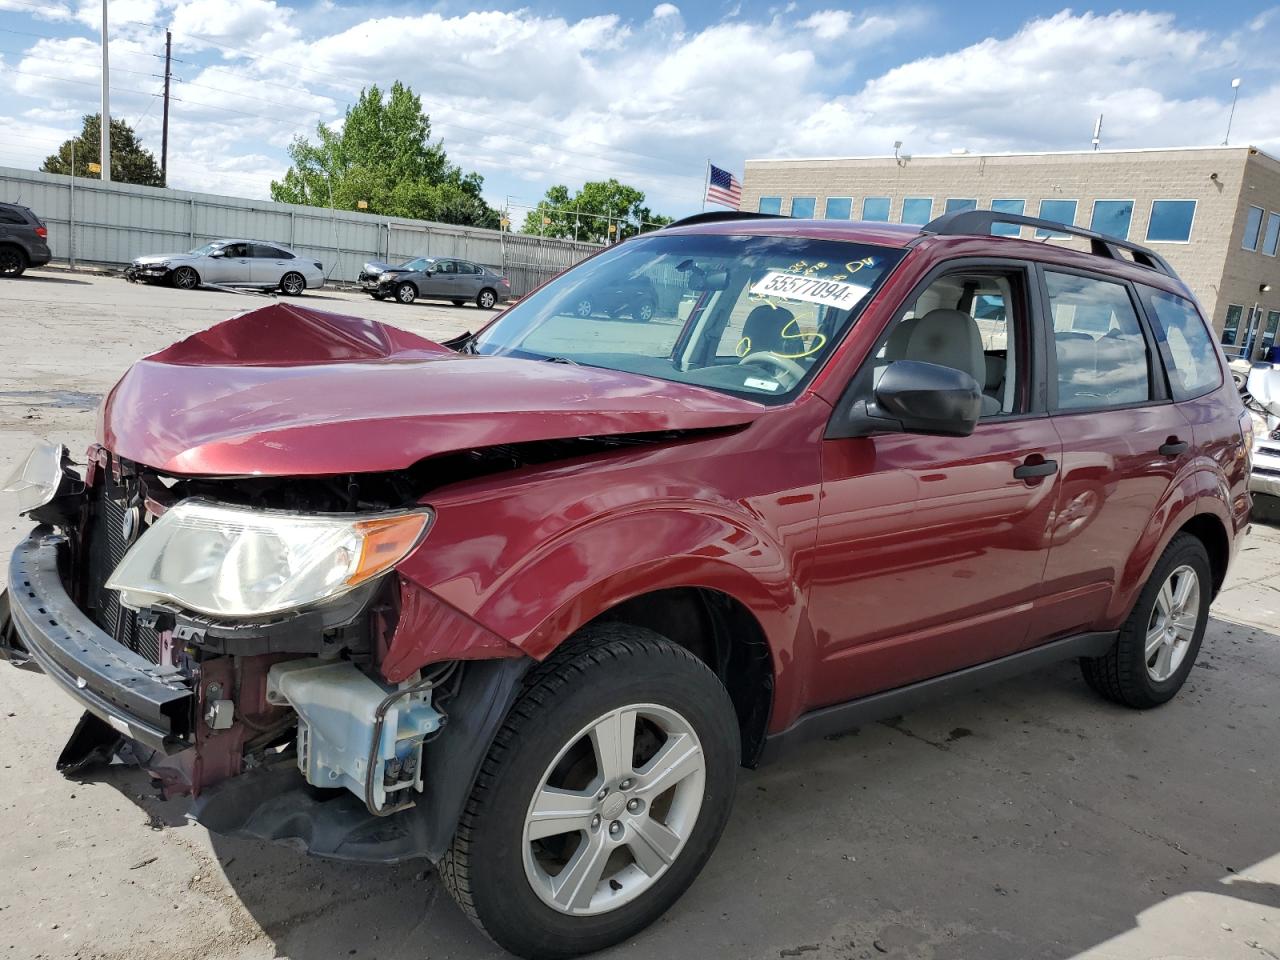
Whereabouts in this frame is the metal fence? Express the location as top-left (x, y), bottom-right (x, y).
top-left (0, 166), bottom-right (601, 296)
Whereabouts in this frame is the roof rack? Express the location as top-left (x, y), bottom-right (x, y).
top-left (664, 211), bottom-right (787, 230)
top-left (919, 210), bottom-right (1178, 278)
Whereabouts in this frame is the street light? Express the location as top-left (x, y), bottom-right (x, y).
top-left (1223, 77), bottom-right (1242, 146)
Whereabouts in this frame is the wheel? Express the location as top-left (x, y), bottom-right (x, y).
top-left (477, 288), bottom-right (498, 310)
top-left (441, 624), bottom-right (738, 959)
top-left (1080, 532), bottom-right (1211, 708)
top-left (632, 298), bottom-right (655, 322)
top-left (370, 293), bottom-right (385, 301)
top-left (574, 298), bottom-right (593, 318)
top-left (452, 300), bottom-right (467, 307)
top-left (0, 245), bottom-right (29, 277)
top-left (279, 272), bottom-right (306, 296)
top-left (171, 266), bottom-right (200, 290)
top-left (395, 281), bottom-right (416, 304)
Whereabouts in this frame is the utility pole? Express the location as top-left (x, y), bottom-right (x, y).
top-left (1223, 78), bottom-right (1242, 146)
top-left (100, 0), bottom-right (111, 181)
top-left (161, 29), bottom-right (171, 186)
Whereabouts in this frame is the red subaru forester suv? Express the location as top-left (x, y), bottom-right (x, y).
top-left (2, 210), bottom-right (1250, 958)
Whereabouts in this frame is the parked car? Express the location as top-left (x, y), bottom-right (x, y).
top-left (0, 201), bottom-right (52, 277)
top-left (359, 255), bottom-right (510, 307)
top-left (2, 209), bottom-right (1250, 959)
top-left (124, 240), bottom-right (324, 294)
top-left (571, 274), bottom-right (659, 322)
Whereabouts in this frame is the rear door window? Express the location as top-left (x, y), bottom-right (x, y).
top-left (1138, 287), bottom-right (1223, 400)
top-left (1045, 271), bottom-right (1153, 410)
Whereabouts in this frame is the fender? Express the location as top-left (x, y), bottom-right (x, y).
top-left (1104, 460), bottom-right (1231, 625)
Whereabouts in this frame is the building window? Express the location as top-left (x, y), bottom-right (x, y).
top-left (900, 197), bottom-right (933, 225)
top-left (1146, 200), bottom-right (1197, 243)
top-left (1090, 200), bottom-right (1134, 240)
top-left (790, 197), bottom-right (816, 218)
top-left (1036, 199), bottom-right (1078, 238)
top-left (758, 196), bottom-right (782, 215)
top-left (824, 197), bottom-right (852, 219)
top-left (1222, 304), bottom-right (1243, 345)
top-left (944, 198), bottom-right (977, 214)
top-left (1264, 212), bottom-right (1280, 257)
top-left (1264, 311), bottom-right (1280, 355)
top-left (1244, 206), bottom-right (1264, 250)
top-left (990, 199), bottom-right (1025, 236)
top-left (862, 197), bottom-right (890, 221)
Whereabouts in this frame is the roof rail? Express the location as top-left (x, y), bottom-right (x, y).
top-left (919, 209), bottom-right (1178, 278)
top-left (664, 211), bottom-right (787, 230)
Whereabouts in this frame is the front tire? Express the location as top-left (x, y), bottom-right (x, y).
top-left (1081, 532), bottom-right (1211, 708)
top-left (171, 266), bottom-right (200, 290)
top-left (395, 281), bottom-right (417, 304)
top-left (279, 271), bottom-right (306, 296)
top-left (0, 246), bottom-right (27, 277)
top-left (442, 624), bottom-right (738, 959)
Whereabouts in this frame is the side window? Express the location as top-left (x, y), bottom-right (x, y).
top-left (253, 244), bottom-right (290, 259)
top-left (868, 269), bottom-right (1028, 417)
top-left (0, 208), bottom-right (26, 224)
top-left (458, 261), bottom-right (480, 274)
top-left (222, 242), bottom-right (248, 257)
top-left (1140, 288), bottom-right (1223, 399)
top-left (1045, 271), bottom-right (1151, 411)
top-left (437, 260), bottom-right (457, 274)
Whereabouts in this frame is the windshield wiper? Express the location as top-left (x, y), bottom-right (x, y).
top-left (543, 356), bottom-right (579, 365)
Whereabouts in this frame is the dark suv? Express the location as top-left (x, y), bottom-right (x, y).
top-left (2, 209), bottom-right (1250, 959)
top-left (0, 201), bottom-right (52, 277)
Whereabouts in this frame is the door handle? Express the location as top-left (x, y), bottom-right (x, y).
top-left (1158, 439), bottom-right (1189, 457)
top-left (1013, 458), bottom-right (1059, 480)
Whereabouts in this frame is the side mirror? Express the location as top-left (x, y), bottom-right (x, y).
top-left (828, 360), bottom-right (984, 439)
top-left (208, 250), bottom-right (224, 258)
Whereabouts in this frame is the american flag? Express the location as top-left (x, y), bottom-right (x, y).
top-left (705, 163), bottom-right (742, 209)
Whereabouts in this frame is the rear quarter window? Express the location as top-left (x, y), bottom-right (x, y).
top-left (1138, 287), bottom-right (1223, 400)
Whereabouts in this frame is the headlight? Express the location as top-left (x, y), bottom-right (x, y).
top-left (107, 500), bottom-right (432, 618)
top-left (2, 440), bottom-right (66, 514)
top-left (379, 272), bottom-right (396, 281)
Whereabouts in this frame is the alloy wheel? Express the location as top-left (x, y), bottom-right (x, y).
top-left (1145, 563), bottom-right (1200, 682)
top-left (0, 248), bottom-right (25, 276)
top-left (397, 283), bottom-right (415, 304)
top-left (576, 299), bottom-right (593, 317)
top-left (522, 703), bottom-right (705, 917)
top-left (479, 289), bottom-right (496, 309)
top-left (173, 267), bottom-right (198, 289)
top-left (281, 272), bottom-right (305, 295)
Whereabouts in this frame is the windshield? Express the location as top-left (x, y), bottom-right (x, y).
top-left (189, 242), bottom-right (225, 256)
top-left (473, 233), bottom-right (902, 403)
top-left (399, 257), bottom-right (434, 271)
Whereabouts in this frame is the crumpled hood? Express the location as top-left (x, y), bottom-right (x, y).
top-left (134, 252), bottom-right (198, 265)
top-left (99, 303), bottom-right (764, 477)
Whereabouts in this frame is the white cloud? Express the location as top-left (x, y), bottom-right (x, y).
top-left (0, 0), bottom-right (71, 21)
top-left (652, 3), bottom-right (679, 19)
top-left (799, 10), bottom-right (852, 40)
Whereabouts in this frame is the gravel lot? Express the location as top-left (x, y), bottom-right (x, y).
top-left (1, 269), bottom-right (1278, 960)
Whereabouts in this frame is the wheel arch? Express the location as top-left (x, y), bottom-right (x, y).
top-left (0, 241), bottom-right (29, 268)
top-left (1177, 512), bottom-right (1230, 596)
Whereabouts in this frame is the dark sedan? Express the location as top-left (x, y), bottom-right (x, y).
top-left (359, 256), bottom-right (510, 308)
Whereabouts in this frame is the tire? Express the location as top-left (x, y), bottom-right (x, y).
top-left (279, 271), bottom-right (306, 296)
top-left (0, 245), bottom-right (29, 278)
top-left (441, 624), bottom-right (738, 960)
top-left (452, 299), bottom-right (467, 307)
top-left (632, 298), bottom-right (655, 323)
top-left (394, 281), bottom-right (417, 304)
top-left (370, 293), bottom-right (385, 301)
top-left (477, 288), bottom-right (498, 310)
top-left (1080, 532), bottom-right (1211, 708)
top-left (574, 298), bottom-right (593, 318)
top-left (171, 266), bottom-right (200, 290)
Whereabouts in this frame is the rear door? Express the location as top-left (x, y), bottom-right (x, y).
top-left (809, 259), bottom-right (1063, 706)
top-left (1034, 267), bottom-right (1194, 638)
top-left (251, 244), bottom-right (293, 285)
top-left (456, 260), bottom-right (484, 298)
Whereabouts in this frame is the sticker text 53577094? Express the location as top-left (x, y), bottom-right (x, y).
top-left (749, 271), bottom-right (871, 310)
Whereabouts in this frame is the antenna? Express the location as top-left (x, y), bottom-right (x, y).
top-left (1092, 114), bottom-right (1103, 151)
top-left (1223, 78), bottom-right (1242, 145)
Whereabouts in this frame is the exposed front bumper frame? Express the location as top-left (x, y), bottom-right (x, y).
top-left (6, 527), bottom-right (193, 754)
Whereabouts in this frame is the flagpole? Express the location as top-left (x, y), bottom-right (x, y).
top-left (701, 159), bottom-right (710, 212)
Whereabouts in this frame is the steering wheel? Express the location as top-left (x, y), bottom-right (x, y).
top-left (739, 351), bottom-right (807, 384)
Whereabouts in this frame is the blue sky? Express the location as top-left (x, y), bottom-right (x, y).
top-left (2, 1), bottom-right (1278, 221)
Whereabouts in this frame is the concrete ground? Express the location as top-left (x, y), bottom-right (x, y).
top-left (1, 269), bottom-right (1278, 960)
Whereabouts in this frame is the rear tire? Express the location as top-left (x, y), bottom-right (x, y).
top-left (477, 288), bottom-right (498, 310)
top-left (1080, 532), bottom-right (1211, 708)
top-left (279, 271), bottom-right (306, 296)
top-left (171, 266), bottom-right (200, 290)
top-left (441, 624), bottom-right (738, 960)
top-left (395, 281), bottom-right (416, 304)
top-left (0, 245), bottom-right (29, 277)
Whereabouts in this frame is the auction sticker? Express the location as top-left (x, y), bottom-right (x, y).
top-left (750, 271), bottom-right (870, 309)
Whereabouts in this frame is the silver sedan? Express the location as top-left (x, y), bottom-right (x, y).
top-left (125, 240), bottom-right (325, 295)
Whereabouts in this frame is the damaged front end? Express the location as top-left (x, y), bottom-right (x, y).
top-left (1, 442), bottom-right (528, 863)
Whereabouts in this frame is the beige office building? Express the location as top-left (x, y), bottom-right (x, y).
top-left (740, 146), bottom-right (1280, 357)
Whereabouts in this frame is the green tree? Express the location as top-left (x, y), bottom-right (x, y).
top-left (270, 82), bottom-right (498, 229)
top-left (41, 114), bottom-right (164, 186)
top-left (521, 179), bottom-right (672, 243)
